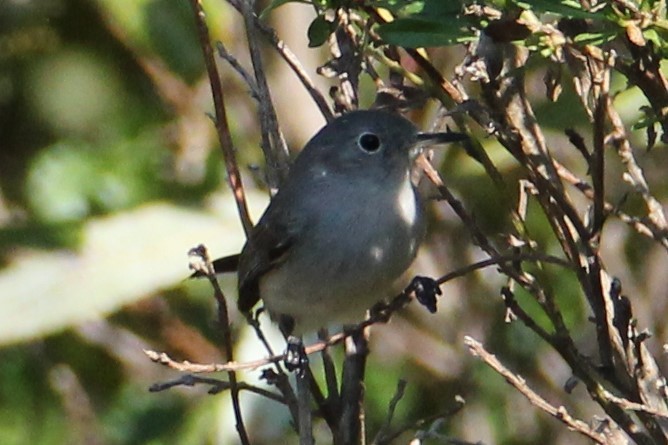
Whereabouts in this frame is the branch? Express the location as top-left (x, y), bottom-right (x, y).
top-left (373, 384), bottom-right (467, 445)
top-left (552, 158), bottom-right (668, 250)
top-left (149, 373), bottom-right (284, 403)
top-left (226, 0), bottom-right (333, 121)
top-left (464, 337), bottom-right (610, 444)
top-left (336, 329), bottom-right (368, 445)
top-left (296, 362), bottom-right (315, 445)
top-left (188, 0), bottom-right (253, 237)
top-left (216, 41), bottom-right (261, 102)
top-left (239, 0), bottom-right (290, 190)
top-left (149, 251), bottom-right (574, 374)
top-left (186, 244), bottom-right (249, 444)
top-left (605, 87), bottom-right (668, 232)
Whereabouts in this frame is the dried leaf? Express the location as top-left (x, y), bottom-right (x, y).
top-left (544, 63), bottom-right (563, 102)
top-left (625, 22), bottom-right (646, 47)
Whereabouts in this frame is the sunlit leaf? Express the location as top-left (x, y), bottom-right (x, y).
top-left (377, 17), bottom-right (472, 48)
top-left (514, 0), bottom-right (606, 19)
top-left (259, 0), bottom-right (310, 20)
top-left (372, 0), bottom-right (426, 15)
top-left (572, 30), bottom-right (618, 45)
top-left (0, 195), bottom-right (268, 345)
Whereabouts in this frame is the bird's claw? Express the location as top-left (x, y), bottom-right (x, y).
top-left (407, 276), bottom-right (442, 313)
top-left (285, 336), bottom-right (308, 374)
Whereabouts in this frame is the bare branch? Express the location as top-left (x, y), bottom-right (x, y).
top-left (226, 0), bottom-right (333, 121)
top-left (336, 329), bottom-right (368, 445)
top-left (239, 0), bottom-right (290, 190)
top-left (188, 0), bottom-right (253, 238)
top-left (186, 243), bottom-right (249, 444)
top-left (149, 373), bottom-right (285, 402)
top-left (464, 337), bottom-right (610, 444)
top-left (215, 41), bottom-right (261, 102)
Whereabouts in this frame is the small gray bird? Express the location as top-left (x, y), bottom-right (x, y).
top-left (208, 110), bottom-right (465, 335)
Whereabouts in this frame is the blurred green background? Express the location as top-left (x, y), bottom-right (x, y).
top-left (1, 1), bottom-right (667, 444)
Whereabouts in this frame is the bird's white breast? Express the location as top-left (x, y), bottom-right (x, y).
top-left (396, 176), bottom-right (418, 227)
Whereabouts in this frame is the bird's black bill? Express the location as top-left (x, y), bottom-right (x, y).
top-left (416, 131), bottom-right (468, 144)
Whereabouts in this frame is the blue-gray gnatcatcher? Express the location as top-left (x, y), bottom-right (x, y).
top-left (208, 109), bottom-right (466, 335)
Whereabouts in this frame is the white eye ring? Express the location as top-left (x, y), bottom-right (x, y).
top-left (357, 132), bottom-right (381, 153)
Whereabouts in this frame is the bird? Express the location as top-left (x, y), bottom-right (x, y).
top-left (203, 109), bottom-right (466, 335)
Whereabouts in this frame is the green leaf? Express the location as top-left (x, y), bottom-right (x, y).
top-left (307, 15), bottom-right (334, 48)
top-left (0, 223), bottom-right (83, 251)
top-left (419, 0), bottom-right (463, 17)
top-left (375, 0), bottom-right (425, 15)
top-left (373, 0), bottom-right (461, 17)
top-left (572, 30), bottom-right (618, 45)
top-left (514, 0), bottom-right (605, 19)
top-left (643, 27), bottom-right (668, 50)
top-left (632, 107), bottom-right (660, 130)
top-left (259, 0), bottom-right (310, 20)
top-left (0, 195), bottom-right (269, 346)
top-left (377, 17), bottom-right (472, 48)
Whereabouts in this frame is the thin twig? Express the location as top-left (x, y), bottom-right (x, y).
top-left (591, 88), bottom-right (606, 239)
top-left (552, 159), bottom-right (668, 250)
top-left (189, 0), bottom-right (253, 237)
top-left (271, 33), bottom-right (334, 121)
top-left (464, 336), bottom-right (608, 444)
top-left (186, 244), bottom-right (250, 444)
top-left (216, 41), bottom-right (261, 102)
top-left (375, 396), bottom-right (467, 445)
top-left (239, 0), bottom-right (290, 190)
top-left (436, 252), bottom-right (572, 285)
top-left (329, 9), bottom-right (361, 112)
top-left (605, 86), bottom-right (668, 232)
top-left (226, 0), bottom-right (333, 121)
top-left (261, 368), bottom-right (301, 425)
top-left (149, 373), bottom-right (284, 402)
top-left (372, 380), bottom-right (407, 444)
top-left (601, 389), bottom-right (668, 419)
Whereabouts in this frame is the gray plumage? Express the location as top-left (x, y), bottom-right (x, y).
top-left (236, 109), bottom-right (462, 334)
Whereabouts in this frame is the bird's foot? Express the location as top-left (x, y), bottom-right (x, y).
top-left (407, 276), bottom-right (442, 313)
top-left (285, 336), bottom-right (309, 374)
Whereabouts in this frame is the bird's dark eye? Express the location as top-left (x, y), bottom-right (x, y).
top-left (357, 132), bottom-right (381, 153)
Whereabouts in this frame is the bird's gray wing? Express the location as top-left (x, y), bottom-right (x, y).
top-left (211, 254), bottom-right (241, 274)
top-left (237, 217), bottom-right (294, 314)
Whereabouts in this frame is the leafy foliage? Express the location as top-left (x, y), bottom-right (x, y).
top-left (1, 0), bottom-right (668, 444)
